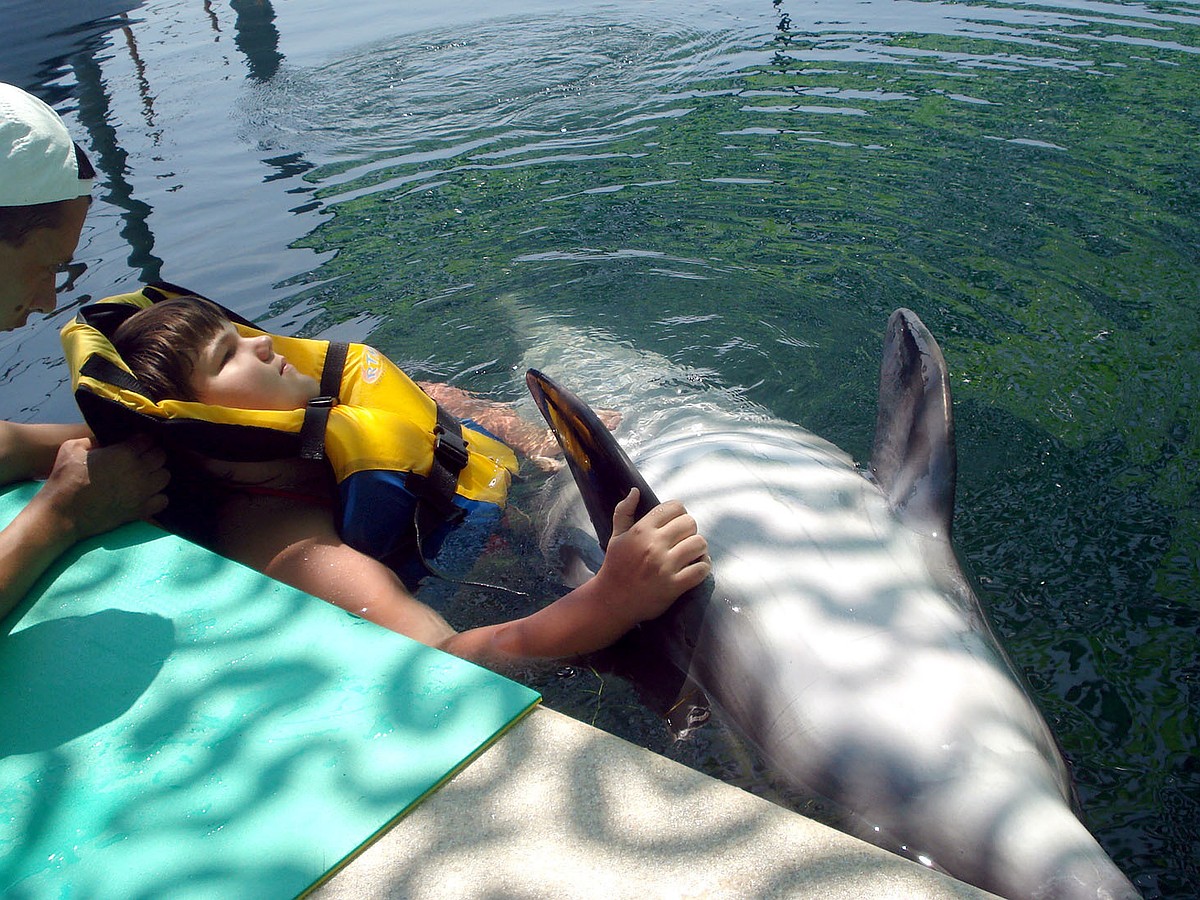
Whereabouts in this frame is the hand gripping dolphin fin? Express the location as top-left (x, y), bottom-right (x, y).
top-left (526, 368), bottom-right (712, 732)
top-left (870, 308), bottom-right (957, 540)
top-left (526, 369), bottom-right (660, 548)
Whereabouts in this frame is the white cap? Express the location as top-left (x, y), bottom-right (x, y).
top-left (0, 82), bottom-right (94, 207)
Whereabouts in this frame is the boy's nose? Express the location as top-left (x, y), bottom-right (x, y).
top-left (254, 334), bottom-right (275, 359)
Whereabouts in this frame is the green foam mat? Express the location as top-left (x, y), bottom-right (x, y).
top-left (0, 481), bottom-right (540, 899)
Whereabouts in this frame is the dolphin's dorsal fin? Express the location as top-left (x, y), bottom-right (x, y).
top-left (869, 309), bottom-right (957, 539)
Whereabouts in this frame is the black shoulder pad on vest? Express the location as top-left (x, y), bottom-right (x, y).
top-left (79, 302), bottom-right (142, 339)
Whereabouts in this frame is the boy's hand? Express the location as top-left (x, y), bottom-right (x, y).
top-left (596, 488), bottom-right (710, 623)
top-left (41, 435), bottom-right (170, 540)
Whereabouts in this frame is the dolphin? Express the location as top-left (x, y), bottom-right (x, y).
top-left (524, 309), bottom-right (1138, 900)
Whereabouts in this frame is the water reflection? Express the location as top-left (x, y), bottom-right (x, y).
top-left (73, 50), bottom-right (163, 285)
top-left (0, 0), bottom-right (303, 302)
top-left (231, 0), bottom-right (284, 83)
top-left (0, 2), bottom-right (145, 91)
top-left (118, 19), bottom-right (159, 137)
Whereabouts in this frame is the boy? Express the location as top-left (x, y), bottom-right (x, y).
top-left (110, 297), bottom-right (710, 671)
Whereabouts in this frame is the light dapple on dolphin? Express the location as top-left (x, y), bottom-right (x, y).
top-left (524, 309), bottom-right (1138, 900)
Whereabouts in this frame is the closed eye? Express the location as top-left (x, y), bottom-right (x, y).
top-left (213, 329), bottom-right (238, 370)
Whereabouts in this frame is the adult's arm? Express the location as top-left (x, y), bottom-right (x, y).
top-left (0, 422), bottom-right (92, 484)
top-left (0, 435), bottom-right (169, 619)
top-left (418, 381), bottom-right (562, 460)
top-left (418, 381), bottom-right (620, 471)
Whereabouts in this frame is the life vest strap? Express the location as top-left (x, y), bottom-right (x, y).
top-left (299, 396), bottom-right (336, 460)
top-left (432, 417), bottom-right (469, 472)
top-left (408, 404), bottom-right (469, 527)
top-left (319, 340), bottom-right (349, 398)
top-left (80, 354), bottom-right (145, 398)
top-left (298, 340), bottom-right (349, 461)
top-left (407, 405), bottom-right (528, 597)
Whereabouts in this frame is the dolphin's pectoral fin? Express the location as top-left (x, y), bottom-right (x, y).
top-left (526, 369), bottom-right (660, 549)
top-left (587, 625), bottom-right (699, 723)
top-left (526, 368), bottom-right (709, 710)
top-left (869, 309), bottom-right (957, 539)
top-left (553, 525), bottom-right (606, 588)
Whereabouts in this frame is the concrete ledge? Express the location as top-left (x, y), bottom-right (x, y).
top-left (313, 706), bottom-right (995, 899)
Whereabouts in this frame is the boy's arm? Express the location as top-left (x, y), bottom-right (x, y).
top-left (0, 435), bottom-right (170, 619)
top-left (244, 489), bottom-right (709, 671)
top-left (441, 490), bottom-right (710, 666)
top-left (222, 499), bottom-right (463, 645)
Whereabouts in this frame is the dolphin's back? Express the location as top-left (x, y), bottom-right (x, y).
top-left (623, 384), bottom-right (1109, 896)
top-left (524, 308), bottom-right (1140, 899)
top-left (634, 419), bottom-right (1069, 794)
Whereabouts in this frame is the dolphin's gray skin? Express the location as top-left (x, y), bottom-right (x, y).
top-left (525, 309), bottom-right (1138, 900)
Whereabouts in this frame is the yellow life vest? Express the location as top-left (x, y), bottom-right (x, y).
top-left (61, 282), bottom-right (519, 567)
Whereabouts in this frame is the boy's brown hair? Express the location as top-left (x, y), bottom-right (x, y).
top-left (111, 297), bottom-right (230, 402)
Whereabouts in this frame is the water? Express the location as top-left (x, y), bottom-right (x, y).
top-left (4, 1), bottom-right (1197, 895)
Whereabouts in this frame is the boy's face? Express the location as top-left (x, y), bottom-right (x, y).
top-left (190, 321), bottom-right (319, 411)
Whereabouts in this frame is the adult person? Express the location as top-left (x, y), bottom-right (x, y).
top-left (0, 82), bottom-right (168, 618)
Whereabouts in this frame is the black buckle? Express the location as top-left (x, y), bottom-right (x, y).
top-left (298, 395), bottom-right (339, 461)
top-left (432, 424), bottom-right (469, 472)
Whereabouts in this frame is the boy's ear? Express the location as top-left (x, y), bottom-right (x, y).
top-left (80, 302), bottom-right (141, 339)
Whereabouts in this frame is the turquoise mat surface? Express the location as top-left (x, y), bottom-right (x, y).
top-left (0, 482), bottom-right (540, 899)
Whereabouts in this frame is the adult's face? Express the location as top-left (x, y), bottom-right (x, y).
top-left (0, 196), bottom-right (89, 331)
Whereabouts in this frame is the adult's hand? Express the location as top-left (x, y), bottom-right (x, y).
top-left (0, 434), bottom-right (169, 620)
top-left (40, 435), bottom-right (169, 540)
